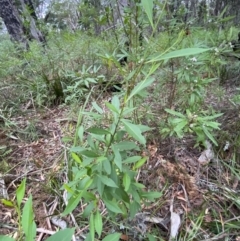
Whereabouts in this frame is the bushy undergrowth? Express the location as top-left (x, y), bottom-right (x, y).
top-left (1, 12), bottom-right (240, 241)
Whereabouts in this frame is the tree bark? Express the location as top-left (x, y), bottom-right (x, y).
top-left (19, 0), bottom-right (46, 43)
top-left (0, 0), bottom-right (28, 48)
top-left (0, 0), bottom-right (45, 47)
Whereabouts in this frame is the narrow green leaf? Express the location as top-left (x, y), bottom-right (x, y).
top-left (103, 159), bottom-right (111, 175)
top-left (113, 147), bottom-right (122, 171)
top-left (141, 0), bottom-right (153, 28)
top-left (149, 62), bottom-right (161, 75)
top-left (141, 191), bottom-right (163, 201)
top-left (63, 184), bottom-right (74, 194)
top-left (90, 213), bottom-right (95, 241)
top-left (90, 134), bottom-right (105, 143)
top-left (82, 190), bottom-right (96, 202)
top-left (87, 127), bottom-right (110, 135)
top-left (202, 126), bottom-right (218, 146)
top-left (71, 152), bottom-right (82, 164)
top-left (147, 234), bottom-right (157, 241)
top-left (115, 130), bottom-right (126, 142)
top-left (78, 126), bottom-right (84, 143)
top-left (92, 101), bottom-right (103, 114)
top-left (165, 108), bottom-right (185, 118)
top-left (138, 124), bottom-right (152, 132)
top-left (16, 178), bottom-right (26, 208)
top-left (96, 156), bottom-right (107, 162)
top-left (171, 118), bottom-right (185, 124)
top-left (123, 173), bottom-right (131, 192)
top-left (111, 95), bottom-right (120, 111)
top-left (105, 102), bottom-right (119, 114)
top-left (70, 146), bottom-right (85, 152)
top-left (84, 233), bottom-right (92, 241)
top-left (102, 233), bottom-right (121, 241)
top-left (87, 135), bottom-right (95, 149)
top-left (97, 179), bottom-right (104, 196)
top-left (98, 175), bottom-right (118, 188)
top-left (82, 202), bottom-right (95, 218)
top-left (174, 119), bottom-right (188, 132)
top-left (76, 176), bottom-right (92, 190)
top-left (200, 113), bottom-right (222, 121)
top-left (0, 236), bottom-right (15, 241)
top-left (45, 228), bottom-right (75, 241)
top-left (133, 157), bottom-right (147, 170)
top-left (1, 199), bottom-right (14, 207)
top-left (122, 106), bottom-right (137, 116)
top-left (205, 121), bottom-right (221, 129)
top-left (103, 199), bottom-right (123, 214)
top-left (80, 150), bottom-right (99, 158)
top-left (126, 68), bottom-right (137, 81)
top-left (94, 210), bottom-right (103, 237)
top-left (113, 141), bottom-right (139, 151)
top-left (131, 189), bottom-right (141, 203)
top-left (81, 111), bottom-right (102, 118)
top-left (26, 222), bottom-right (37, 241)
top-left (105, 133), bottom-right (111, 145)
top-left (148, 48), bottom-right (210, 62)
top-left (123, 156), bottom-right (142, 164)
top-left (133, 182), bottom-right (146, 189)
top-left (121, 120), bottom-right (146, 145)
top-left (21, 195), bottom-right (36, 241)
top-left (114, 188), bottom-right (130, 203)
top-left (127, 77), bottom-right (155, 101)
top-left (130, 201), bottom-right (141, 219)
top-left (62, 191), bottom-right (83, 216)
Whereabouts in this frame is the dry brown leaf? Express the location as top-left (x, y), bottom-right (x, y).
top-left (120, 234), bottom-right (129, 241)
top-left (169, 199), bottom-right (181, 241)
top-left (198, 141), bottom-right (214, 165)
top-left (169, 211), bottom-right (181, 240)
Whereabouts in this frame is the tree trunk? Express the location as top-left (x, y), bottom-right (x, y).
top-left (19, 0), bottom-right (46, 43)
top-left (0, 0), bottom-right (28, 48)
top-left (0, 0), bottom-right (45, 47)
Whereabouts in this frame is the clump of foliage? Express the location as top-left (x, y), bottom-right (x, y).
top-left (0, 178), bottom-right (75, 241)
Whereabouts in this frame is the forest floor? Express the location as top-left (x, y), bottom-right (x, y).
top-left (1, 75), bottom-right (240, 240)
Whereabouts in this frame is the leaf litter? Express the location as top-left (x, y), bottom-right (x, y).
top-left (1, 80), bottom-right (240, 240)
